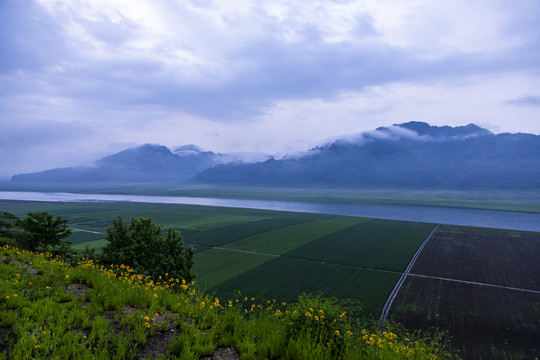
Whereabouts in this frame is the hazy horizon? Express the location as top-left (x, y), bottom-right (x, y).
top-left (1, 0), bottom-right (540, 178)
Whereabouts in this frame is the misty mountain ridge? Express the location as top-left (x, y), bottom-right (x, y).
top-left (11, 144), bottom-right (235, 183)
top-left (194, 122), bottom-right (540, 189)
top-left (10, 122), bottom-right (540, 189)
top-left (323, 122), bottom-right (493, 149)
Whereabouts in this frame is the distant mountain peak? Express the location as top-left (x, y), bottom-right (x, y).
top-left (173, 144), bottom-right (205, 156)
top-left (392, 122), bottom-right (492, 138)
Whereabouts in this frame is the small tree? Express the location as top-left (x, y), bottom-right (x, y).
top-left (20, 211), bottom-right (72, 251)
top-left (0, 211), bottom-right (26, 247)
top-left (101, 217), bottom-right (195, 283)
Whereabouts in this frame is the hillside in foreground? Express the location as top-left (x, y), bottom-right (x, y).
top-left (0, 244), bottom-right (458, 360)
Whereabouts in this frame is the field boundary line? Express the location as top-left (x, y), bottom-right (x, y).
top-left (71, 228), bottom-right (105, 235)
top-left (379, 224), bottom-right (440, 323)
top-left (191, 232), bottom-right (540, 296)
top-left (407, 273), bottom-right (540, 294)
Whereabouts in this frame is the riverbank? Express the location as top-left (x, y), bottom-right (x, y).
top-left (2, 191), bottom-right (540, 232)
top-left (1, 182), bottom-right (540, 214)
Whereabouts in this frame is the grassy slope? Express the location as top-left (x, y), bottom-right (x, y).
top-left (0, 245), bottom-right (458, 360)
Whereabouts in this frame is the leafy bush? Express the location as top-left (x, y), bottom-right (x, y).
top-left (100, 217), bottom-right (195, 283)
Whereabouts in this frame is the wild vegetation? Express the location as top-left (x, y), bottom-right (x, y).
top-left (0, 244), bottom-right (458, 359)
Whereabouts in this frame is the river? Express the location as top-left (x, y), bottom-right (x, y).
top-left (1, 191), bottom-right (539, 232)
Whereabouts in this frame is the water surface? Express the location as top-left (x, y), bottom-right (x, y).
top-left (1, 191), bottom-right (539, 232)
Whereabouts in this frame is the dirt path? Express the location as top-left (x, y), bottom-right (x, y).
top-left (379, 224), bottom-right (440, 322)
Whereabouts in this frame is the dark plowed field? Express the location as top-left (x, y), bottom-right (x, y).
top-left (391, 225), bottom-right (540, 360)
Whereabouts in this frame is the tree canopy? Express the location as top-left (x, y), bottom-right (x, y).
top-left (101, 217), bottom-right (195, 283)
top-left (20, 211), bottom-right (72, 251)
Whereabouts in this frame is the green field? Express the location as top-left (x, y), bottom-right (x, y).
top-left (390, 225), bottom-right (540, 360)
top-left (0, 200), bottom-right (432, 316)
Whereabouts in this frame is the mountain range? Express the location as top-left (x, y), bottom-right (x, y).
top-left (11, 122), bottom-right (540, 189)
top-left (11, 144), bottom-right (235, 183)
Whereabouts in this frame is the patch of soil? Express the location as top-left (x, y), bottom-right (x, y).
top-left (136, 325), bottom-right (177, 360)
top-left (68, 283), bottom-right (92, 299)
top-left (203, 347), bottom-right (242, 360)
top-left (122, 306), bottom-right (138, 316)
top-left (11, 258), bottom-right (39, 276)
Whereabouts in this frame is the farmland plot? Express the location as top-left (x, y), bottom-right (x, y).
top-left (194, 249), bottom-right (275, 290)
top-left (223, 216), bottom-right (365, 254)
top-left (191, 217), bottom-right (433, 315)
top-left (184, 216), bottom-right (326, 247)
top-left (409, 225), bottom-right (540, 290)
top-left (211, 257), bottom-right (401, 315)
top-left (391, 277), bottom-right (540, 360)
top-left (390, 225), bottom-right (540, 360)
top-left (284, 220), bottom-right (435, 271)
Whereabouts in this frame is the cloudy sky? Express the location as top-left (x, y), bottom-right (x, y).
top-left (1, 0), bottom-right (540, 178)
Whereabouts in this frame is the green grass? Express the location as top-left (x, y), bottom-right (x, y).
top-left (184, 216), bottom-right (325, 247)
top-left (0, 244), bottom-right (459, 360)
top-left (68, 231), bottom-right (104, 245)
top-left (194, 249), bottom-right (275, 290)
top-left (285, 220), bottom-right (435, 272)
top-left (223, 216), bottom-right (365, 254)
top-left (72, 238), bottom-right (108, 250)
top-left (211, 257), bottom-right (401, 316)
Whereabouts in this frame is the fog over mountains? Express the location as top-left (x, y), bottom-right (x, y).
top-left (11, 144), bottom-right (235, 183)
top-left (11, 122), bottom-right (540, 189)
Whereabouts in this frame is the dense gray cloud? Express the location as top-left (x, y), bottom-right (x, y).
top-left (1, 0), bottom-right (540, 177)
top-left (507, 95), bottom-right (540, 107)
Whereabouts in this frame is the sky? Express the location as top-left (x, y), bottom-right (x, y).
top-left (1, 0), bottom-right (540, 178)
